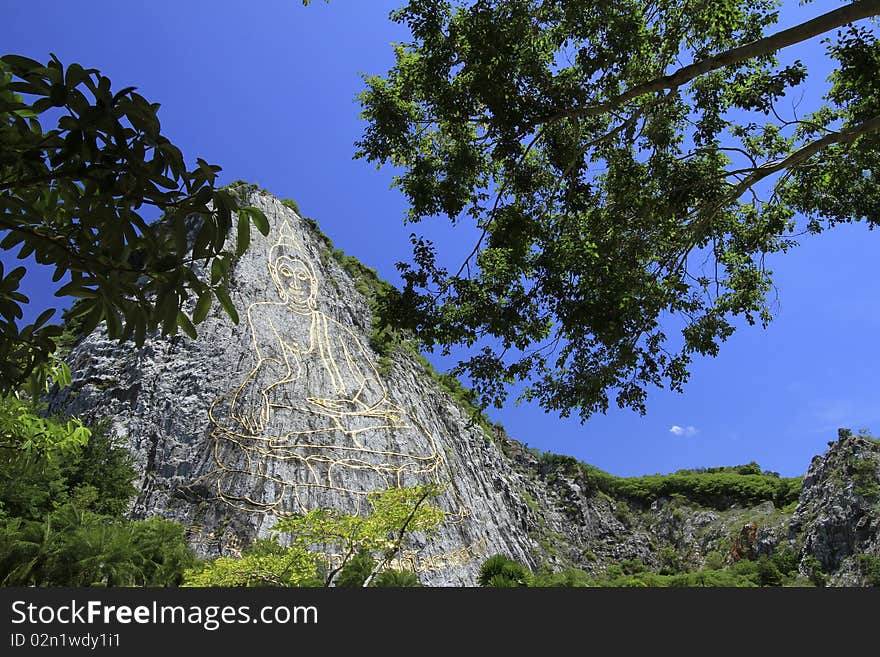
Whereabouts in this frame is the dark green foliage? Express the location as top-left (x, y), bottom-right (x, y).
top-left (578, 566), bottom-right (759, 588)
top-left (356, 1), bottom-right (880, 421)
top-left (658, 547), bottom-right (686, 576)
top-left (53, 302), bottom-right (90, 357)
top-left (756, 556), bottom-right (783, 587)
top-left (127, 517), bottom-right (196, 587)
top-left (850, 457), bottom-right (880, 500)
top-left (801, 555), bottom-right (827, 587)
top-left (538, 451), bottom-right (801, 510)
top-left (1, 56), bottom-right (268, 392)
top-left (280, 198), bottom-right (301, 215)
top-left (244, 536), bottom-right (288, 557)
top-left (58, 420), bottom-right (137, 517)
top-left (588, 549), bottom-right (810, 587)
top-left (856, 555), bottom-right (880, 587)
top-left (478, 554), bottom-right (530, 587)
top-left (704, 551), bottom-right (725, 570)
top-left (664, 570), bottom-right (758, 588)
top-left (0, 506), bottom-right (195, 586)
top-left (621, 558), bottom-right (648, 575)
top-left (613, 501), bottom-right (634, 528)
top-left (0, 442), bottom-right (67, 521)
top-left (695, 462), bottom-right (770, 476)
top-left (371, 569), bottom-right (422, 587)
top-left (476, 543), bottom-right (818, 588)
top-left (530, 567), bottom-right (593, 588)
top-left (0, 399), bottom-right (194, 586)
top-left (609, 471), bottom-right (802, 509)
top-left (0, 405), bottom-right (134, 520)
top-left (770, 547), bottom-right (800, 579)
top-left (334, 549), bottom-right (376, 588)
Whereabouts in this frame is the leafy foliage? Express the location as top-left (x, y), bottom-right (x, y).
top-left (181, 540), bottom-right (319, 588)
top-left (0, 55), bottom-right (268, 392)
top-left (187, 484), bottom-right (443, 587)
top-left (334, 549), bottom-right (377, 588)
top-left (477, 553), bottom-right (530, 586)
top-left (0, 398), bottom-right (194, 586)
top-left (480, 543), bottom-right (811, 588)
top-left (856, 554), bottom-right (880, 587)
top-left (371, 568), bottom-right (422, 587)
top-left (356, 0), bottom-right (880, 419)
top-left (58, 419), bottom-right (138, 516)
top-left (0, 508), bottom-right (195, 587)
top-left (537, 451), bottom-right (801, 510)
top-left (529, 567), bottom-right (594, 588)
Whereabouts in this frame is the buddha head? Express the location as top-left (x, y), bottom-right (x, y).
top-left (268, 221), bottom-right (318, 311)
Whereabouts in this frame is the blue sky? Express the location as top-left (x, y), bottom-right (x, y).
top-left (3, 0), bottom-right (878, 477)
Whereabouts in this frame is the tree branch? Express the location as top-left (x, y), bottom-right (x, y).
top-left (540, 0), bottom-right (880, 125)
top-left (671, 113), bottom-right (880, 272)
top-left (723, 113), bottom-right (880, 202)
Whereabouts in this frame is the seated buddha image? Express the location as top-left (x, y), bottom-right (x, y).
top-left (207, 220), bottom-right (453, 516)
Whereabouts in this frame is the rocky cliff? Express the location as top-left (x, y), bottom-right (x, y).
top-left (497, 428), bottom-right (880, 586)
top-left (52, 188), bottom-right (539, 585)
top-left (51, 188), bottom-right (880, 586)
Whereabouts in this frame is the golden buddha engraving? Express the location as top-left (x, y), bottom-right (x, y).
top-left (207, 219), bottom-right (460, 518)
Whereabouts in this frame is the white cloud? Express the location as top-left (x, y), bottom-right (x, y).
top-left (669, 425), bottom-right (698, 437)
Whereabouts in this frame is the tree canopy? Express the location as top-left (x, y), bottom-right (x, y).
top-left (0, 54), bottom-right (268, 393)
top-left (356, 0), bottom-right (880, 420)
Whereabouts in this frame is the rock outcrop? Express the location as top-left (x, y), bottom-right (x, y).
top-left (499, 429), bottom-right (880, 585)
top-left (792, 430), bottom-right (880, 586)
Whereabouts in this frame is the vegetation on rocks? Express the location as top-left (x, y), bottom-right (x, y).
top-left (535, 451), bottom-right (802, 510)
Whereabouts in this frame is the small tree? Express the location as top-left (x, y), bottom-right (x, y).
top-left (183, 484), bottom-right (445, 587)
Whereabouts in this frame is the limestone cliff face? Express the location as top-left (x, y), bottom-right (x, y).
top-left (51, 189), bottom-right (880, 586)
top-left (51, 190), bottom-right (539, 585)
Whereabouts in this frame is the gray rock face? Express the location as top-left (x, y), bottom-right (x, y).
top-left (496, 438), bottom-right (793, 575)
top-left (792, 432), bottom-right (880, 586)
top-left (52, 191), bottom-right (538, 585)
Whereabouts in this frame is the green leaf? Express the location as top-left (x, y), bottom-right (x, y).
top-left (32, 308), bottom-right (56, 329)
top-left (214, 287), bottom-right (239, 324)
top-left (1, 54), bottom-right (44, 73)
top-left (104, 303), bottom-right (122, 338)
top-left (64, 62), bottom-right (88, 89)
top-left (176, 310), bottom-right (197, 339)
top-left (244, 206), bottom-right (270, 236)
top-left (54, 281), bottom-right (100, 299)
top-left (49, 82), bottom-right (67, 107)
top-left (236, 213), bottom-right (250, 256)
top-left (134, 316), bottom-right (146, 347)
top-left (79, 301), bottom-right (104, 337)
top-left (210, 254), bottom-right (231, 285)
top-left (193, 292), bottom-right (212, 324)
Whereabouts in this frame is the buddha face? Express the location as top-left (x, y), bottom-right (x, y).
top-left (272, 254), bottom-right (317, 309)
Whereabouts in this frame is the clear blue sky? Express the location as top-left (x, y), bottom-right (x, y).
top-left (3, 0), bottom-right (877, 477)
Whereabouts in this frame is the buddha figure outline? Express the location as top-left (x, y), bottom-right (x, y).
top-left (207, 219), bottom-right (453, 516)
